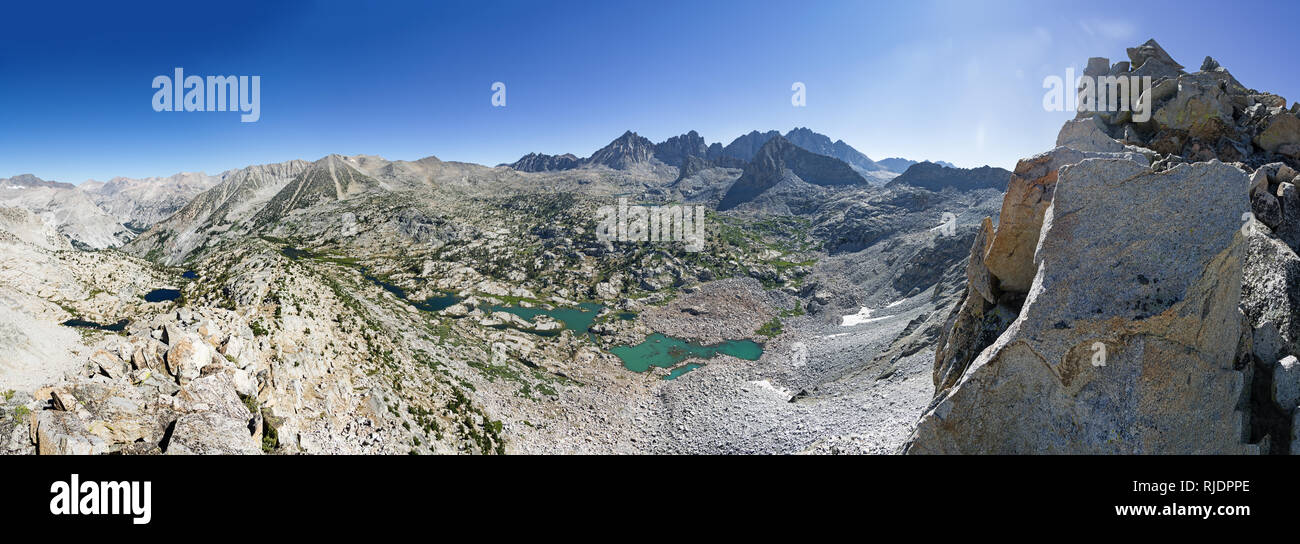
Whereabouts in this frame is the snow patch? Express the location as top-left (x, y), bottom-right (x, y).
top-left (841, 307), bottom-right (892, 327)
top-left (746, 379), bottom-right (793, 400)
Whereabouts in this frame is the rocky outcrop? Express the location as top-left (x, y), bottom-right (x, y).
top-left (911, 159), bottom-right (1253, 453)
top-left (909, 39), bottom-right (1295, 454)
top-left (1078, 39), bottom-right (1300, 168)
top-left (16, 309), bottom-right (266, 455)
top-left (1056, 117), bottom-right (1124, 153)
top-left (983, 147), bottom-right (1149, 293)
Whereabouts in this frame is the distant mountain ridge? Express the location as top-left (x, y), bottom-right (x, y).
top-left (716, 130), bottom-right (783, 163)
top-left (885, 162), bottom-right (1010, 192)
top-left (718, 135), bottom-right (868, 210)
top-left (79, 171), bottom-right (224, 228)
top-left (3, 129), bottom-right (973, 256)
top-left (2, 174), bottom-right (76, 190)
top-left (783, 127), bottom-right (885, 175)
top-left (877, 157), bottom-right (956, 172)
top-left (0, 174), bottom-right (133, 249)
top-left (505, 128), bottom-right (944, 184)
top-left (509, 152), bottom-right (580, 172)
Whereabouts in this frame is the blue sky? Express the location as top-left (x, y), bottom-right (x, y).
top-left (2, 0), bottom-right (1297, 183)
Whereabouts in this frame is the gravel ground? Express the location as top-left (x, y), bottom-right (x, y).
top-left (630, 288), bottom-right (938, 454)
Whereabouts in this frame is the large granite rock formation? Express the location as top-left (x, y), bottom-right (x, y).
top-left (909, 39), bottom-right (1299, 454)
top-left (912, 160), bottom-right (1253, 453)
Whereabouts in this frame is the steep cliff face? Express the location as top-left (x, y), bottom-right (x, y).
top-left (906, 39), bottom-right (1300, 454)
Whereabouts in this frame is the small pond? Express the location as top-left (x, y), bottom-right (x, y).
top-left (663, 363), bottom-right (704, 380)
top-left (62, 318), bottom-right (129, 332)
top-left (144, 289), bottom-right (181, 303)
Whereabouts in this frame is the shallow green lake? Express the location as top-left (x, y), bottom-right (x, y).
top-left (337, 266), bottom-right (763, 379)
top-left (610, 333), bottom-right (763, 373)
top-left (417, 292), bottom-right (463, 313)
top-left (663, 363), bottom-right (704, 380)
top-left (357, 267), bottom-right (462, 313)
top-left (484, 302), bottom-right (604, 336)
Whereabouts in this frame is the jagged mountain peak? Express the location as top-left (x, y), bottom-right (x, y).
top-left (718, 134), bottom-right (867, 210)
top-left (719, 130), bottom-right (783, 162)
top-left (654, 130), bottom-right (710, 167)
top-left (586, 130), bottom-right (658, 169)
top-left (497, 127), bottom-right (953, 183)
top-left (250, 157), bottom-right (379, 227)
top-left (509, 152), bottom-right (581, 172)
top-left (782, 127), bottom-right (889, 176)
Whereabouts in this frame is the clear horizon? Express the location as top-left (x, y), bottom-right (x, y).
top-left (2, 0), bottom-right (1296, 183)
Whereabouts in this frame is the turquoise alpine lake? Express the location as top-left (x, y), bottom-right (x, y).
top-left (273, 244), bottom-right (763, 378)
top-left (663, 363), bottom-right (704, 380)
top-left (609, 333), bottom-right (763, 373)
top-left (484, 302), bottom-right (604, 337)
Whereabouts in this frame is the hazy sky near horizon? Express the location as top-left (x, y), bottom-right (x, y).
top-left (2, 0), bottom-right (1297, 183)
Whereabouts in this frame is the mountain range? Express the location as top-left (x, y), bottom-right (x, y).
top-left (1, 124), bottom-right (1011, 457)
top-left (0, 174), bottom-right (133, 249)
top-left (4, 37), bottom-right (1299, 459)
top-left (80, 171), bottom-right (225, 229)
top-left (0, 127), bottom-right (975, 254)
top-left (507, 127), bottom-right (923, 184)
